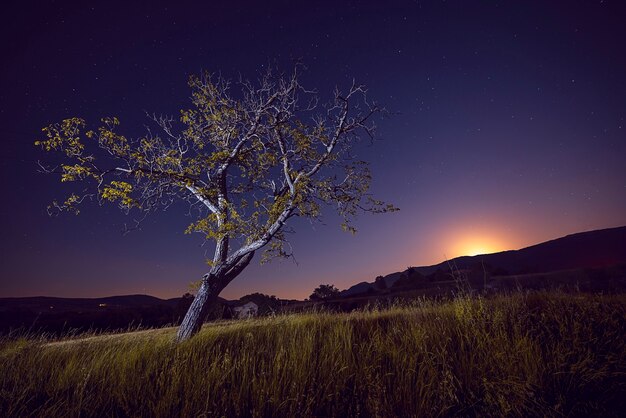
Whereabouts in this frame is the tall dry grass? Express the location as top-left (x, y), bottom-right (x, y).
top-left (1, 291), bottom-right (625, 417)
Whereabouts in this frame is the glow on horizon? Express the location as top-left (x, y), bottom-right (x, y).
top-left (444, 229), bottom-right (511, 259)
top-left (461, 246), bottom-right (493, 257)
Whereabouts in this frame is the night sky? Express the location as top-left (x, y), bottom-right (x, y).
top-left (1, 1), bottom-right (625, 300)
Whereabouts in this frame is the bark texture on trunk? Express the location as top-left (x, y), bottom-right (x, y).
top-left (175, 251), bottom-right (255, 342)
top-left (176, 279), bottom-right (215, 342)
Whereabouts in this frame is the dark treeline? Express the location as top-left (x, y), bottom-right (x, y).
top-left (0, 293), bottom-right (290, 337)
top-left (0, 300), bottom-right (190, 337)
top-left (2, 264), bottom-right (625, 337)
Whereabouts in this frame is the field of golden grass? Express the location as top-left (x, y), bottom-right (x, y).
top-left (1, 291), bottom-right (625, 417)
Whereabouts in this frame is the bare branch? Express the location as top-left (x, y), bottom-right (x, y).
top-left (36, 65), bottom-right (396, 341)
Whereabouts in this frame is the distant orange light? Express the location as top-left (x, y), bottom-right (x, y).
top-left (447, 230), bottom-right (508, 258)
top-left (462, 244), bottom-right (497, 256)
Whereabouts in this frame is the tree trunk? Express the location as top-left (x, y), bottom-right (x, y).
top-left (175, 252), bottom-right (255, 342)
top-left (176, 279), bottom-right (216, 342)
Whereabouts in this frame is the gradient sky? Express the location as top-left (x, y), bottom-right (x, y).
top-left (1, 1), bottom-right (625, 300)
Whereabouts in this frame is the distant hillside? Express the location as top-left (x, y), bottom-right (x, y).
top-left (342, 225), bottom-right (626, 296)
top-left (0, 294), bottom-right (176, 314)
top-left (0, 292), bottom-right (292, 335)
top-left (3, 225), bottom-right (625, 332)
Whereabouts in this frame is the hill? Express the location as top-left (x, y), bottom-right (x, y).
top-left (0, 292), bottom-right (292, 335)
top-left (0, 294), bottom-right (175, 313)
top-left (341, 225), bottom-right (626, 296)
top-left (3, 225), bottom-right (625, 332)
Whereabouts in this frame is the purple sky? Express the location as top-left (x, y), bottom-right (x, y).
top-left (1, 1), bottom-right (625, 300)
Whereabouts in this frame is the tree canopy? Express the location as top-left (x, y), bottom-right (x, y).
top-left (36, 65), bottom-right (397, 340)
top-left (309, 284), bottom-right (341, 301)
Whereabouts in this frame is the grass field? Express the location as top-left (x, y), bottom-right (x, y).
top-left (1, 291), bottom-right (625, 417)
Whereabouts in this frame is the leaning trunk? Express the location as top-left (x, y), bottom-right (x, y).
top-left (176, 280), bottom-right (216, 342)
top-left (176, 252), bottom-right (255, 342)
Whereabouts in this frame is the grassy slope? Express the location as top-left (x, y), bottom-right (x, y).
top-left (1, 291), bottom-right (625, 417)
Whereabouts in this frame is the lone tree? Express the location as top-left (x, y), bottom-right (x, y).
top-left (36, 66), bottom-right (397, 341)
top-left (374, 275), bottom-right (387, 290)
top-left (309, 284), bottom-right (341, 301)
